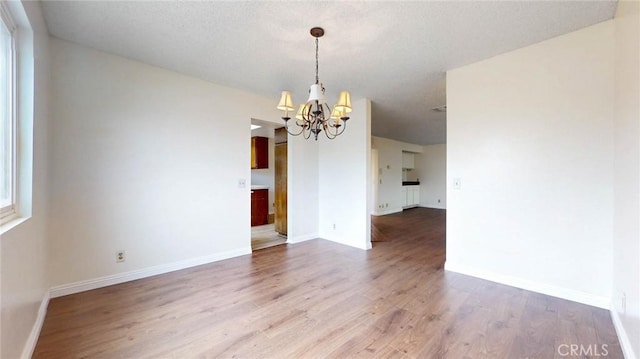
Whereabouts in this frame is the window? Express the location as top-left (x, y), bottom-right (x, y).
top-left (0, 2), bottom-right (15, 222)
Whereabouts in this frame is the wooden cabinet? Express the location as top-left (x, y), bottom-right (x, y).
top-left (274, 128), bottom-right (287, 235)
top-left (251, 189), bottom-right (268, 226)
top-left (275, 127), bottom-right (288, 145)
top-left (251, 136), bottom-right (269, 169)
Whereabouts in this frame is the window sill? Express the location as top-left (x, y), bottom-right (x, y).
top-left (0, 216), bottom-right (29, 236)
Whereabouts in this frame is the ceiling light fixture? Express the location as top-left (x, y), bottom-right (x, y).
top-left (277, 27), bottom-right (352, 141)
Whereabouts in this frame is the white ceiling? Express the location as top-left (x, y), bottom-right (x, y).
top-left (40, 1), bottom-right (617, 145)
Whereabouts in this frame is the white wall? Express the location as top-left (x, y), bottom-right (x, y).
top-left (48, 38), bottom-right (281, 290)
top-left (612, 1), bottom-right (640, 357)
top-left (371, 136), bottom-right (423, 215)
top-left (415, 144), bottom-right (446, 209)
top-left (0, 1), bottom-right (50, 358)
top-left (318, 99), bottom-right (372, 250)
top-left (446, 21), bottom-right (614, 308)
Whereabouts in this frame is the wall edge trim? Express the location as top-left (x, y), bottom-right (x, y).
top-left (610, 304), bottom-right (638, 359)
top-left (288, 234), bottom-right (318, 244)
top-left (20, 291), bottom-right (49, 359)
top-left (372, 208), bottom-right (403, 216)
top-left (444, 261), bottom-right (610, 309)
top-left (50, 247), bottom-right (252, 298)
top-left (319, 237), bottom-right (371, 251)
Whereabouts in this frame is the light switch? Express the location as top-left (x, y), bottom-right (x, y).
top-left (452, 177), bottom-right (461, 190)
top-left (238, 179), bottom-right (246, 188)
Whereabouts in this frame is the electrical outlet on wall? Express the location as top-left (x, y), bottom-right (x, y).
top-left (116, 250), bottom-right (126, 263)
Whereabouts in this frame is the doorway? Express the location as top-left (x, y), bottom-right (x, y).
top-left (369, 143), bottom-right (448, 244)
top-left (250, 119), bottom-right (287, 250)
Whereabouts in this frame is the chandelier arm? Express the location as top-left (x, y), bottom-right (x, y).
top-left (319, 103), bottom-right (335, 140)
top-left (323, 102), bottom-right (332, 115)
top-left (322, 103), bottom-right (335, 137)
top-left (296, 103), bottom-right (311, 127)
top-left (303, 125), bottom-right (312, 140)
top-left (327, 116), bottom-right (348, 138)
top-left (309, 117), bottom-right (318, 141)
top-left (335, 120), bottom-right (347, 136)
top-left (322, 117), bottom-right (337, 140)
top-left (282, 118), bottom-right (305, 137)
top-left (324, 126), bottom-right (338, 140)
top-left (323, 127), bottom-right (334, 140)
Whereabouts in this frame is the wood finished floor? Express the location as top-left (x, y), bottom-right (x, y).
top-left (34, 208), bottom-right (623, 358)
top-left (251, 224), bottom-right (287, 251)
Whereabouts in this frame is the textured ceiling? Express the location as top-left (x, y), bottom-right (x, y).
top-left (41, 1), bottom-right (617, 145)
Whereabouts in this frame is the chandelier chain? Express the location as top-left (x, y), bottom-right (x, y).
top-left (315, 37), bottom-right (319, 85)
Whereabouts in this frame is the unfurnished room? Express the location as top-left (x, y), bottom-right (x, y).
top-left (0, 1), bottom-right (639, 358)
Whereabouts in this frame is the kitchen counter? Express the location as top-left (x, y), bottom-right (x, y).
top-left (251, 185), bottom-right (269, 190)
top-left (402, 181), bottom-right (420, 186)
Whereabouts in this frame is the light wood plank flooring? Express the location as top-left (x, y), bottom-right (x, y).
top-left (34, 208), bottom-right (622, 358)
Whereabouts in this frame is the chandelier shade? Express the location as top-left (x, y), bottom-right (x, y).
top-left (277, 27), bottom-right (352, 141)
top-left (277, 91), bottom-right (295, 114)
top-left (295, 104), bottom-right (306, 121)
top-left (330, 107), bottom-right (345, 121)
top-left (335, 91), bottom-right (352, 113)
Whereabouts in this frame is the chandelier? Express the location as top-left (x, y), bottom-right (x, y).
top-left (276, 27), bottom-right (352, 141)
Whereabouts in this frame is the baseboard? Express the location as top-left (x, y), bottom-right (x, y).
top-left (320, 236), bottom-right (371, 251)
top-left (610, 306), bottom-right (638, 359)
top-left (288, 233), bottom-right (317, 244)
top-left (50, 247), bottom-right (252, 298)
top-left (419, 204), bottom-right (446, 210)
top-left (21, 291), bottom-right (49, 359)
top-left (402, 205), bottom-right (420, 210)
top-left (444, 261), bottom-right (610, 309)
top-left (372, 208), bottom-right (403, 216)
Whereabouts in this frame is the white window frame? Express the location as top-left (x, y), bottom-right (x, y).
top-left (0, 1), bottom-right (17, 224)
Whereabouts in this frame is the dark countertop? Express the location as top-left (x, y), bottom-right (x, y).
top-left (402, 181), bottom-right (420, 186)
